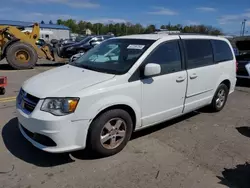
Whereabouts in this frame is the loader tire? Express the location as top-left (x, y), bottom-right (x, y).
top-left (6, 42), bottom-right (38, 70)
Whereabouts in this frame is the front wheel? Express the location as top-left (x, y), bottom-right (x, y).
top-left (209, 83), bottom-right (229, 112)
top-left (88, 109), bottom-right (133, 157)
top-left (6, 42), bottom-right (38, 70)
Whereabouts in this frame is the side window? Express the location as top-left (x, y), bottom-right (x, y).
top-left (184, 39), bottom-right (213, 69)
top-left (144, 40), bottom-right (182, 74)
top-left (211, 40), bottom-right (233, 63)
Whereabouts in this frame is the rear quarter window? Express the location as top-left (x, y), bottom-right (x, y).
top-left (211, 40), bottom-right (234, 63)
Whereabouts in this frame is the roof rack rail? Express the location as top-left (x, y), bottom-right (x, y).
top-left (168, 33), bottom-right (213, 36)
top-left (151, 32), bottom-right (217, 36)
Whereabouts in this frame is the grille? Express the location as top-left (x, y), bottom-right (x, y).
top-left (17, 89), bottom-right (40, 114)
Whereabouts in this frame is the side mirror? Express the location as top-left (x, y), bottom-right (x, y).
top-left (144, 63), bottom-right (161, 77)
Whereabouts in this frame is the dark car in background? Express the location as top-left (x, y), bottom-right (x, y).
top-left (235, 38), bottom-right (250, 79)
top-left (57, 35), bottom-right (114, 58)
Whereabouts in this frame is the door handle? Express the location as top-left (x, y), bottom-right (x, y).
top-left (176, 76), bottom-right (186, 82)
top-left (190, 73), bottom-right (198, 79)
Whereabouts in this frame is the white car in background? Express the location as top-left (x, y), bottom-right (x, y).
top-left (16, 34), bottom-right (236, 157)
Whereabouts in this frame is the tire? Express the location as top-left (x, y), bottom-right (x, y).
top-left (0, 87), bottom-right (5, 95)
top-left (209, 83), bottom-right (229, 112)
top-left (88, 109), bottom-right (133, 157)
top-left (6, 42), bottom-right (38, 70)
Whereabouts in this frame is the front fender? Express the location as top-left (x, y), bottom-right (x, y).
top-left (84, 95), bottom-right (141, 128)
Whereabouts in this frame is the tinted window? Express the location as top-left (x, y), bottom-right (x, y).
top-left (212, 40), bottom-right (233, 63)
top-left (144, 40), bottom-right (182, 74)
top-left (184, 39), bottom-right (213, 69)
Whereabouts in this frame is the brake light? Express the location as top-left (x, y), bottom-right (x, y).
top-left (236, 61), bottom-right (238, 72)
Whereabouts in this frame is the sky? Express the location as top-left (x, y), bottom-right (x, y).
top-left (0, 0), bottom-right (249, 35)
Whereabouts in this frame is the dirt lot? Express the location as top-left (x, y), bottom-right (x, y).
top-left (0, 60), bottom-right (250, 188)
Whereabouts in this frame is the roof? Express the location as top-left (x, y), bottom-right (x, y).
top-left (0, 20), bottom-right (69, 30)
top-left (117, 33), bottom-right (227, 40)
top-left (117, 34), bottom-right (164, 40)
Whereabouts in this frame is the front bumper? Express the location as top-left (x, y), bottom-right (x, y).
top-left (16, 105), bottom-right (90, 153)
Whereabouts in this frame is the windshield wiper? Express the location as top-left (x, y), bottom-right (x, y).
top-left (78, 64), bottom-right (98, 71)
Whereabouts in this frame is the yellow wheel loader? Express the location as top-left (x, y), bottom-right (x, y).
top-left (0, 23), bottom-right (63, 70)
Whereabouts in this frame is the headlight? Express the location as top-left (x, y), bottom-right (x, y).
top-left (66, 47), bottom-right (74, 51)
top-left (41, 98), bottom-right (79, 116)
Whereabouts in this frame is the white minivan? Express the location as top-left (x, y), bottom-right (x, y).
top-left (16, 34), bottom-right (237, 157)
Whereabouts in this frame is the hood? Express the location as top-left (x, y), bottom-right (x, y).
top-left (22, 65), bottom-right (115, 98)
top-left (62, 41), bottom-right (75, 46)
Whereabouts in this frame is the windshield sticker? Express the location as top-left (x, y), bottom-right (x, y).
top-left (127, 44), bottom-right (145, 50)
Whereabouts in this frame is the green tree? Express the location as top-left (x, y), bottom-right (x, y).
top-left (160, 25), bottom-right (166, 29)
top-left (56, 18), bottom-right (223, 36)
top-left (78, 21), bottom-right (87, 35)
top-left (145, 24), bottom-right (156, 34)
top-left (63, 19), bottom-right (78, 33)
top-left (56, 19), bottom-right (63, 25)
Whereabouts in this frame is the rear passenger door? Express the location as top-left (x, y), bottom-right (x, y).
top-left (181, 37), bottom-right (220, 113)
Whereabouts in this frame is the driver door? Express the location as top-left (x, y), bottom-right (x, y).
top-left (141, 39), bottom-right (187, 126)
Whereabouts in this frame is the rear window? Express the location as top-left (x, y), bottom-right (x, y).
top-left (184, 39), bottom-right (213, 69)
top-left (212, 40), bottom-right (234, 63)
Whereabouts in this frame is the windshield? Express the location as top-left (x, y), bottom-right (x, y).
top-left (70, 38), bottom-right (155, 74)
top-left (79, 36), bottom-right (93, 44)
top-left (75, 36), bottom-right (88, 42)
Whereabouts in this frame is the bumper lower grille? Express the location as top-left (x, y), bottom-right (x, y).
top-left (17, 89), bottom-right (40, 114)
top-left (21, 124), bottom-right (57, 147)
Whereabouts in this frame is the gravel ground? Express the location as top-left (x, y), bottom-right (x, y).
top-left (0, 59), bottom-right (250, 188)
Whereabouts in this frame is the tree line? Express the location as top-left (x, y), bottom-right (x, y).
top-left (56, 19), bottom-right (223, 36)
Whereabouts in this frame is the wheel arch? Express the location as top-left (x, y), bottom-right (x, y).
top-left (215, 74), bottom-right (231, 93)
top-left (220, 79), bottom-right (231, 90)
top-left (92, 104), bottom-right (137, 130)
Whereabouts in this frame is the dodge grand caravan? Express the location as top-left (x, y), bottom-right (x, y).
top-left (16, 34), bottom-right (237, 157)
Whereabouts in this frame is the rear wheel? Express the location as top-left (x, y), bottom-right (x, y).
top-left (6, 42), bottom-right (38, 70)
top-left (209, 83), bottom-right (229, 112)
